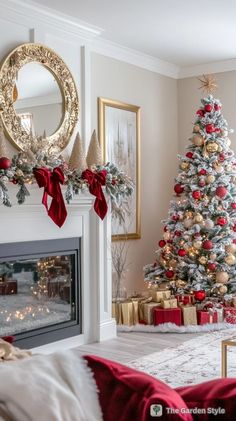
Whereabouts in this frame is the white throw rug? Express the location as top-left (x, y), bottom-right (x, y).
top-left (128, 328), bottom-right (236, 388)
top-left (118, 322), bottom-right (234, 333)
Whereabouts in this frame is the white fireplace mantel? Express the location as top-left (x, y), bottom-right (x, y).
top-left (0, 184), bottom-right (116, 353)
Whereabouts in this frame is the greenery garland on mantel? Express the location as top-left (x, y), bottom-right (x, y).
top-left (0, 151), bottom-right (134, 223)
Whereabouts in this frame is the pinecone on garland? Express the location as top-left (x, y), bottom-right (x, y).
top-left (69, 132), bottom-right (87, 171)
top-left (144, 78), bottom-right (236, 298)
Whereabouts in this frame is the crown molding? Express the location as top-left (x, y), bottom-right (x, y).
top-left (90, 38), bottom-right (180, 79)
top-left (179, 58), bottom-right (236, 79)
top-left (0, 0), bottom-right (103, 41)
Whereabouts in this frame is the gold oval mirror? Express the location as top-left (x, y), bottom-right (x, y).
top-left (0, 43), bottom-right (79, 155)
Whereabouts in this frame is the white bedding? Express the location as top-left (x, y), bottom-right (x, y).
top-left (0, 348), bottom-right (103, 421)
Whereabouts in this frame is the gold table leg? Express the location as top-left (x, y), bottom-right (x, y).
top-left (221, 342), bottom-right (227, 378)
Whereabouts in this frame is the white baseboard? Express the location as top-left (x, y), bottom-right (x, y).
top-left (99, 319), bottom-right (117, 341)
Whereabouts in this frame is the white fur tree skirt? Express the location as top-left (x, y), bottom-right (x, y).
top-left (127, 328), bottom-right (236, 388)
top-left (117, 322), bottom-right (234, 334)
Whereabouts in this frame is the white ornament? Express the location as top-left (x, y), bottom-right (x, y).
top-left (183, 218), bottom-right (194, 228)
top-left (225, 244), bottom-right (236, 254)
top-left (163, 232), bottom-right (171, 241)
top-left (225, 254), bottom-right (236, 265)
top-left (205, 219), bottom-right (214, 230)
top-left (193, 240), bottom-right (202, 249)
top-left (215, 271), bottom-right (229, 284)
top-left (215, 165), bottom-right (224, 174)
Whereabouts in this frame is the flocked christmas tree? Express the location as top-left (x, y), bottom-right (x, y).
top-left (144, 75), bottom-right (236, 297)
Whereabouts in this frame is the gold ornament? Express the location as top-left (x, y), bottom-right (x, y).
top-left (193, 124), bottom-right (200, 133)
top-left (185, 211), bottom-right (194, 218)
top-left (198, 74), bottom-right (218, 94)
top-left (199, 256), bottom-right (207, 265)
top-left (183, 218), bottom-right (194, 229)
top-left (225, 244), bottom-right (236, 254)
top-left (194, 213), bottom-right (203, 223)
top-left (215, 164), bottom-right (224, 174)
top-left (215, 271), bottom-right (229, 284)
top-left (218, 285), bottom-right (228, 295)
top-left (15, 169), bottom-right (24, 177)
top-left (163, 232), bottom-right (171, 241)
top-left (193, 240), bottom-right (202, 249)
top-left (225, 254), bottom-right (236, 265)
top-left (175, 279), bottom-right (187, 288)
top-left (206, 142), bottom-right (219, 153)
top-left (180, 161), bottom-right (190, 171)
top-left (192, 134), bottom-right (204, 146)
top-left (206, 175), bottom-right (215, 184)
top-left (169, 259), bottom-right (178, 268)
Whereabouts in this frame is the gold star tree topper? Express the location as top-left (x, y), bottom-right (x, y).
top-left (198, 74), bottom-right (217, 94)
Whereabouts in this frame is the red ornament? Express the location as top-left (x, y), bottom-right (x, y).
top-left (196, 109), bottom-right (205, 117)
top-left (205, 124), bottom-right (215, 133)
top-left (167, 240), bottom-right (173, 244)
top-left (172, 214), bottom-right (179, 221)
top-left (159, 240), bottom-right (166, 248)
top-left (214, 104), bottom-right (221, 111)
top-left (164, 225), bottom-right (168, 232)
top-left (165, 270), bottom-right (174, 279)
top-left (233, 225), bottom-right (236, 232)
top-left (198, 169), bottom-right (207, 175)
top-left (214, 127), bottom-right (221, 133)
top-left (231, 203), bottom-right (236, 210)
top-left (178, 249), bottom-right (186, 257)
top-left (186, 152), bottom-right (194, 159)
top-left (219, 153), bottom-right (225, 162)
top-left (174, 230), bottom-right (182, 237)
top-left (174, 184), bottom-right (184, 194)
top-left (194, 290), bottom-right (206, 302)
top-left (198, 179), bottom-right (206, 187)
top-left (205, 104), bottom-right (212, 112)
top-left (202, 240), bottom-right (213, 250)
top-left (192, 190), bottom-right (201, 200)
top-left (0, 157), bottom-right (11, 170)
top-left (208, 262), bottom-right (216, 271)
top-left (217, 217), bottom-right (227, 226)
top-left (233, 239), bottom-right (236, 244)
top-left (216, 186), bottom-right (227, 199)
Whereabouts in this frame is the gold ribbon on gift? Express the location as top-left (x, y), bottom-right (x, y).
top-left (161, 298), bottom-right (178, 309)
top-left (181, 305), bottom-right (197, 326)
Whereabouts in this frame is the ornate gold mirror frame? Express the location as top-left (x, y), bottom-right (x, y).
top-left (0, 43), bottom-right (79, 154)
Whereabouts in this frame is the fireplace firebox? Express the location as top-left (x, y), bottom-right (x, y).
top-left (0, 238), bottom-right (81, 348)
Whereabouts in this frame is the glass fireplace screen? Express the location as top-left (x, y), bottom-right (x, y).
top-left (0, 252), bottom-right (76, 336)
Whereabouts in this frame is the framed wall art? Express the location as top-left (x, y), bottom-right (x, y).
top-left (98, 97), bottom-right (141, 240)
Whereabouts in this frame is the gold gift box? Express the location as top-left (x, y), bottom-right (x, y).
top-left (112, 299), bottom-right (139, 326)
top-left (149, 289), bottom-right (171, 303)
top-left (161, 298), bottom-right (178, 309)
top-left (182, 305), bottom-right (197, 326)
top-left (142, 302), bottom-right (161, 324)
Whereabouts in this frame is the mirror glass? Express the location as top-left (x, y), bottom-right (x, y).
top-left (14, 62), bottom-right (64, 137)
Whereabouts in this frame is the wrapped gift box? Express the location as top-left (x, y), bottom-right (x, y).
top-left (197, 310), bottom-right (218, 325)
top-left (142, 302), bottom-right (161, 324)
top-left (0, 280), bottom-right (17, 295)
top-left (175, 294), bottom-right (195, 306)
top-left (153, 307), bottom-right (182, 326)
top-left (112, 301), bottom-right (123, 324)
top-left (161, 298), bottom-right (177, 309)
top-left (149, 289), bottom-right (171, 303)
top-left (112, 299), bottom-right (139, 325)
top-left (181, 305), bottom-right (197, 326)
top-left (224, 307), bottom-right (236, 324)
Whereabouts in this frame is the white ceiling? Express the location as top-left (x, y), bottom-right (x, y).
top-left (30, 0), bottom-right (236, 67)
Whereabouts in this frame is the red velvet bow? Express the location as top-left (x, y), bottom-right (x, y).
top-left (82, 169), bottom-right (108, 220)
top-left (33, 167), bottom-right (67, 227)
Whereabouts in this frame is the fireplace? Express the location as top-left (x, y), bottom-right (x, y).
top-left (0, 238), bottom-right (81, 348)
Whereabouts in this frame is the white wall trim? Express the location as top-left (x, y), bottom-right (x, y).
top-left (90, 37), bottom-right (180, 79)
top-left (179, 59), bottom-right (236, 79)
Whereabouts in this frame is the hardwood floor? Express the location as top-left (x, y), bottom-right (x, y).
top-left (75, 331), bottom-right (201, 364)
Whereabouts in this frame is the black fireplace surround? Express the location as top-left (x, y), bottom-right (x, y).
top-left (0, 238), bottom-right (81, 348)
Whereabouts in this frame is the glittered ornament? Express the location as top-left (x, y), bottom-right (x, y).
top-left (215, 271), bottom-right (229, 284)
top-left (199, 256), bottom-right (208, 265)
top-left (218, 285), bottom-right (228, 295)
top-left (192, 190), bottom-right (201, 200)
top-left (206, 175), bottom-right (215, 184)
top-left (198, 169), bottom-right (207, 175)
top-left (174, 184), bottom-right (184, 194)
top-left (196, 109), bottom-right (205, 117)
top-left (166, 270), bottom-right (174, 279)
top-left (183, 218), bottom-right (194, 228)
top-left (180, 161), bottom-right (190, 171)
top-left (205, 124), bottom-right (215, 133)
top-left (175, 279), bottom-right (187, 288)
top-left (185, 211), bottom-right (194, 218)
top-left (206, 142), bottom-right (219, 153)
top-left (194, 213), bottom-right (203, 223)
top-left (0, 157), bottom-right (11, 170)
top-left (159, 240), bottom-right (166, 248)
top-left (174, 230), bottom-right (182, 237)
top-left (198, 179), bottom-right (206, 187)
top-left (215, 165), bottom-right (224, 174)
top-left (225, 254), bottom-right (236, 265)
top-left (169, 259), bottom-right (178, 268)
top-left (193, 240), bottom-right (202, 249)
top-left (202, 240), bottom-right (213, 250)
top-left (208, 262), bottom-right (216, 271)
top-left (216, 186), bottom-right (227, 198)
top-left (225, 244), bottom-right (236, 254)
top-left (186, 152), bottom-right (194, 159)
top-left (192, 134), bottom-right (204, 146)
top-left (216, 216), bottom-right (227, 226)
top-left (193, 124), bottom-right (200, 133)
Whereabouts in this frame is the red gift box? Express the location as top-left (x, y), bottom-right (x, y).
top-left (0, 280), bottom-right (17, 295)
top-left (175, 294), bottom-right (194, 306)
top-left (197, 310), bottom-right (217, 325)
top-left (153, 307), bottom-right (182, 326)
top-left (224, 307), bottom-right (236, 324)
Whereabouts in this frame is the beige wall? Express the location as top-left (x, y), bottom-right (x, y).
top-left (178, 71), bottom-right (236, 154)
top-left (91, 53), bottom-right (178, 294)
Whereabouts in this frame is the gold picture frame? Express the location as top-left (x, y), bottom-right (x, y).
top-left (0, 43), bottom-right (79, 155)
top-left (98, 97), bottom-right (141, 241)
